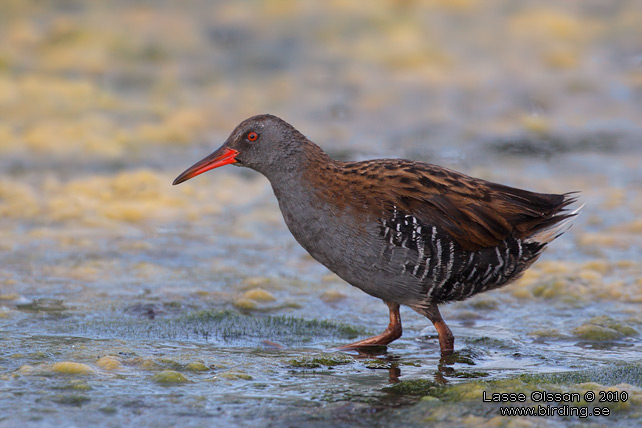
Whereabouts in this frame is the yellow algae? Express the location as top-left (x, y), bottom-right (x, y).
top-left (510, 288), bottom-right (532, 299)
top-left (581, 260), bottom-right (611, 274)
top-left (51, 362), bottom-right (95, 375)
top-left (75, 381), bottom-right (93, 392)
top-left (96, 356), bottom-right (123, 371)
top-left (102, 202), bottom-right (148, 222)
top-left (455, 383), bottom-right (486, 401)
top-left (152, 370), bottom-right (189, 384)
top-left (0, 179), bottom-right (40, 218)
top-left (532, 279), bottom-right (574, 299)
top-left (320, 290), bottom-right (347, 303)
top-left (585, 215), bottom-right (603, 226)
top-left (242, 288), bottom-right (276, 302)
top-left (455, 310), bottom-right (483, 320)
top-left (575, 383), bottom-right (641, 411)
top-left (509, 9), bottom-right (600, 44)
top-left (110, 169), bottom-right (165, 198)
top-left (38, 27), bottom-right (116, 74)
top-left (616, 260), bottom-right (637, 269)
top-left (537, 261), bottom-right (570, 275)
top-left (23, 117), bottom-right (122, 158)
top-left (16, 365), bottom-right (36, 375)
top-left (577, 233), bottom-right (628, 250)
top-left (519, 114), bottom-right (550, 134)
top-left (56, 236), bottom-right (94, 249)
top-left (55, 264), bottom-right (101, 282)
top-left (543, 47), bottom-right (579, 70)
top-left (244, 277), bottom-right (270, 288)
top-left (512, 268), bottom-right (540, 288)
top-left (41, 169), bottom-right (210, 225)
top-left (621, 219), bottom-right (642, 234)
top-left (0, 124), bottom-right (16, 151)
top-left (578, 269), bottom-right (603, 283)
top-left (602, 188), bottom-right (626, 210)
top-left (321, 273), bottom-right (341, 282)
top-left (0, 74), bottom-right (117, 120)
top-left (426, 0), bottom-right (479, 11)
top-left (132, 108), bottom-right (209, 144)
top-left (118, 240), bottom-right (153, 252)
top-left (528, 329), bottom-right (562, 339)
top-left (194, 290), bottom-right (210, 298)
top-left (468, 298), bottom-right (498, 310)
top-left (4, 19), bottom-right (41, 46)
top-left (234, 298), bottom-right (257, 310)
top-left (0, 293), bottom-right (20, 301)
top-left (134, 358), bottom-right (160, 370)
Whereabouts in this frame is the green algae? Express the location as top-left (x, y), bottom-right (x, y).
top-left (152, 370), bottom-right (189, 385)
top-left (51, 362), bottom-right (95, 376)
top-left (364, 360), bottom-right (395, 369)
top-left (441, 349), bottom-right (482, 366)
top-left (370, 364), bottom-right (642, 427)
top-left (61, 309), bottom-right (367, 346)
top-left (16, 299), bottom-right (67, 313)
top-left (185, 361), bottom-right (209, 372)
top-left (467, 299), bottom-right (498, 310)
top-left (463, 336), bottom-right (517, 350)
top-left (53, 380), bottom-right (92, 392)
top-left (529, 328), bottom-right (564, 339)
top-left (384, 379), bottom-right (443, 396)
top-left (573, 316), bottom-right (638, 341)
top-left (155, 358), bottom-right (184, 371)
top-left (51, 394), bottom-right (91, 407)
top-left (288, 353), bottom-right (355, 369)
top-left (421, 363), bottom-right (642, 405)
top-left (374, 360), bottom-right (642, 427)
top-left (218, 370), bottom-right (253, 380)
top-left (574, 325), bottom-right (626, 341)
top-left (448, 371), bottom-right (490, 379)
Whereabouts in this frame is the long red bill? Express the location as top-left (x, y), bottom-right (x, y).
top-left (173, 146), bottom-right (239, 185)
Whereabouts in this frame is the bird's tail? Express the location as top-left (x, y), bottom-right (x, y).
top-left (525, 193), bottom-right (583, 245)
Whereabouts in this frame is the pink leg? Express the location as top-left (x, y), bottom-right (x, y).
top-left (412, 303), bottom-right (455, 354)
top-left (338, 301), bottom-right (402, 350)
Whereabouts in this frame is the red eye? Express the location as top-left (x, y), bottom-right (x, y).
top-left (247, 132), bottom-right (259, 142)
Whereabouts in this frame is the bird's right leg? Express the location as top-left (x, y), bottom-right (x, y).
top-left (337, 301), bottom-right (402, 350)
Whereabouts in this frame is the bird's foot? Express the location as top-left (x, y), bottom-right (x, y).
top-left (337, 325), bottom-right (402, 352)
top-left (336, 333), bottom-right (398, 352)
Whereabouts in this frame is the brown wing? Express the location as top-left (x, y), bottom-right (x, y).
top-left (340, 159), bottom-right (578, 251)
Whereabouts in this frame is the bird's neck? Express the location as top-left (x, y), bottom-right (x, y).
top-left (265, 141), bottom-right (355, 230)
top-left (263, 141), bottom-right (339, 193)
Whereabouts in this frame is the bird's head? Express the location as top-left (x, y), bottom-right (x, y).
top-left (173, 114), bottom-right (307, 185)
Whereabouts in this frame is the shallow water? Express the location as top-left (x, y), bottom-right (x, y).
top-left (1, 0), bottom-right (642, 427)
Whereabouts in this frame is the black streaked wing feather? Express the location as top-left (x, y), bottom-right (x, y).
top-left (383, 162), bottom-right (578, 251)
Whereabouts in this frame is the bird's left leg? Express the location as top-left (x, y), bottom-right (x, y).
top-left (338, 301), bottom-right (402, 350)
top-left (412, 303), bottom-right (454, 354)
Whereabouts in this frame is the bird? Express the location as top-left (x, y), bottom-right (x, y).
top-left (173, 114), bottom-right (580, 354)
